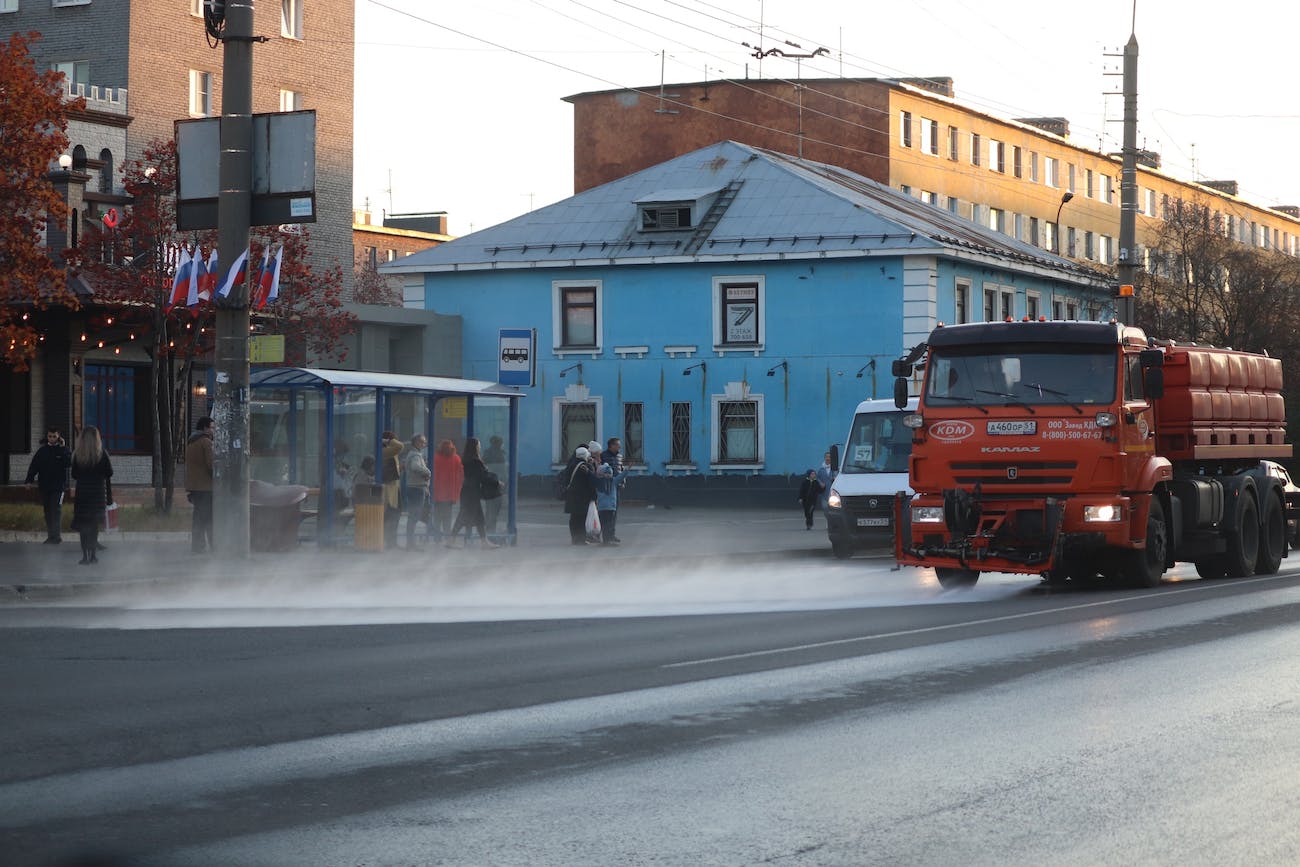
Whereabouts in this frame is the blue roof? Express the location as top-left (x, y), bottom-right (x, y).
top-left (382, 141), bottom-right (1106, 284)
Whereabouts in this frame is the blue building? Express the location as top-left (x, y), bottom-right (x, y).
top-left (384, 141), bottom-right (1114, 504)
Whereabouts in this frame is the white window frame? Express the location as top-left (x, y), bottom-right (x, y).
top-left (279, 89), bottom-right (302, 111)
top-left (552, 280), bottom-right (602, 355)
top-left (970, 133), bottom-right (982, 167)
top-left (52, 0), bottom-right (90, 6)
top-left (946, 125), bottom-right (959, 160)
top-left (710, 392), bottom-right (765, 469)
top-left (188, 69), bottom-right (214, 117)
top-left (1044, 157), bottom-right (1059, 188)
top-left (712, 275), bottom-right (765, 353)
top-left (954, 277), bottom-right (972, 324)
top-left (990, 139), bottom-right (1005, 173)
top-left (920, 117), bottom-right (939, 155)
top-left (551, 394), bottom-right (603, 467)
top-left (1026, 291), bottom-right (1042, 321)
top-left (0, 0), bottom-right (19, 11)
top-left (1028, 151), bottom-right (1039, 183)
top-left (899, 110), bottom-right (913, 148)
top-left (1000, 288), bottom-right (1015, 321)
top-left (281, 0), bottom-right (303, 39)
top-left (190, 0), bottom-right (203, 15)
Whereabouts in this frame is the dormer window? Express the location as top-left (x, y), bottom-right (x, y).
top-left (640, 203), bottom-right (692, 231)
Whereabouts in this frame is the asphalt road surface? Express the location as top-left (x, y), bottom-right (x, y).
top-left (4, 558), bottom-right (1300, 866)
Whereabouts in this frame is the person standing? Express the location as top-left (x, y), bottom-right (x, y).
top-left (185, 416), bottom-right (215, 553)
top-left (431, 439), bottom-right (463, 541)
top-left (797, 469), bottom-right (824, 530)
top-left (482, 435), bottom-right (506, 534)
top-left (563, 446), bottom-right (598, 545)
top-left (447, 436), bottom-right (498, 548)
top-left (25, 426), bottom-right (71, 544)
top-left (815, 450), bottom-right (836, 519)
top-left (380, 431), bottom-right (404, 549)
top-left (70, 426), bottom-right (113, 565)
top-left (403, 433), bottom-right (432, 550)
top-left (594, 454), bottom-right (626, 545)
top-left (599, 436), bottom-right (625, 543)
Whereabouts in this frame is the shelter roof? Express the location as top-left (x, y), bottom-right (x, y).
top-left (250, 367), bottom-right (523, 399)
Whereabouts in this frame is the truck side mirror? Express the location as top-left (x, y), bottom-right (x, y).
top-left (1139, 348), bottom-right (1164, 368)
top-left (829, 444), bottom-right (840, 473)
top-left (891, 359), bottom-right (912, 378)
top-left (893, 377), bottom-right (910, 408)
top-left (1145, 368), bottom-right (1164, 399)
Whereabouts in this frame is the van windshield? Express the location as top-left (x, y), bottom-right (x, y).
top-left (842, 411), bottom-right (912, 474)
top-left (925, 345), bottom-right (1116, 407)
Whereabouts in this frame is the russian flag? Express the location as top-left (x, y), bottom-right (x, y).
top-left (167, 246), bottom-right (193, 312)
top-left (254, 246), bottom-right (283, 309)
top-left (215, 245), bottom-right (249, 299)
top-left (248, 247), bottom-right (270, 308)
top-left (186, 247), bottom-right (206, 310)
top-left (264, 245), bottom-right (283, 307)
top-left (198, 248), bottom-right (219, 302)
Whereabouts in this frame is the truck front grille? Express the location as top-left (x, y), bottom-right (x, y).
top-left (949, 460), bottom-right (1077, 487)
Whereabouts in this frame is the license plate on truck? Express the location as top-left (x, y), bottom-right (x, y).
top-left (857, 517), bottom-right (889, 527)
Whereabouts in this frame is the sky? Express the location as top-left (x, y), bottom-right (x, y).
top-left (353, 0), bottom-right (1300, 238)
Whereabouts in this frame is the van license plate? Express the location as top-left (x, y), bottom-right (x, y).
top-left (857, 517), bottom-right (889, 527)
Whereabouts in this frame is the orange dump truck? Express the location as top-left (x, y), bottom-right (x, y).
top-left (891, 320), bottom-right (1297, 588)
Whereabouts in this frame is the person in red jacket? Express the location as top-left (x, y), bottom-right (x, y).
top-left (431, 439), bottom-right (464, 542)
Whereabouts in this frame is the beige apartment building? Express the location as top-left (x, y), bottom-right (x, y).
top-left (567, 77), bottom-right (1300, 276)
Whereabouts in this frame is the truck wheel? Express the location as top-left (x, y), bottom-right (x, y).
top-left (831, 540), bottom-right (853, 560)
top-left (1255, 494), bottom-right (1285, 575)
top-left (1223, 495), bottom-right (1260, 578)
top-left (1121, 497), bottom-right (1167, 588)
top-left (935, 567), bottom-right (979, 589)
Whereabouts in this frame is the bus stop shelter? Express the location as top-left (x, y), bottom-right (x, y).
top-left (248, 367), bottom-right (524, 547)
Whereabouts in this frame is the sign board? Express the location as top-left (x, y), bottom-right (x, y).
top-left (441, 397), bottom-right (467, 419)
top-left (248, 334), bottom-right (285, 363)
top-left (498, 328), bottom-right (536, 387)
top-left (175, 110), bottom-right (317, 230)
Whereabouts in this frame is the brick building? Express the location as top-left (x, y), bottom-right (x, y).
top-left (565, 77), bottom-right (1300, 279)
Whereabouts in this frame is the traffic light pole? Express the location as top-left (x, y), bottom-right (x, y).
top-left (1116, 32), bottom-right (1139, 325)
top-left (213, 0), bottom-right (253, 557)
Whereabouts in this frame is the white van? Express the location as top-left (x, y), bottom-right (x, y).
top-left (824, 397), bottom-right (916, 559)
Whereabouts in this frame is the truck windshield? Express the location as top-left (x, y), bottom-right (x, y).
top-left (925, 345), bottom-right (1116, 408)
top-left (842, 411), bottom-right (912, 474)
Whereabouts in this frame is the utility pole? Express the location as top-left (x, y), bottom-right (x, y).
top-left (213, 0), bottom-right (254, 557)
top-left (1115, 31), bottom-right (1139, 324)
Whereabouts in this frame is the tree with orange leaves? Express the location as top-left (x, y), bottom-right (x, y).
top-left (0, 32), bottom-right (83, 370)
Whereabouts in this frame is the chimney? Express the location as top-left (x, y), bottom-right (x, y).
top-left (1015, 117), bottom-right (1070, 138)
top-left (1201, 180), bottom-right (1239, 197)
top-left (1272, 205), bottom-right (1300, 218)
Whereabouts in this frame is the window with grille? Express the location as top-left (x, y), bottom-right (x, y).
top-left (669, 402), bottom-right (691, 463)
top-left (717, 400), bottom-right (758, 463)
top-left (559, 402), bottom-right (596, 463)
top-left (622, 402), bottom-right (644, 464)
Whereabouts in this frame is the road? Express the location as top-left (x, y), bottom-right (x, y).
top-left (4, 557), bottom-right (1300, 865)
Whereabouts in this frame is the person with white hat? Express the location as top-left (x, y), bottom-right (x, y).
top-left (563, 446), bottom-right (598, 545)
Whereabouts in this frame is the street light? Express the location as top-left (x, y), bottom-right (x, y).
top-left (766, 360), bottom-right (788, 377)
top-left (682, 361), bottom-right (706, 376)
top-left (58, 153), bottom-right (73, 173)
top-left (558, 362), bottom-right (583, 379)
top-left (1053, 192), bottom-right (1074, 255)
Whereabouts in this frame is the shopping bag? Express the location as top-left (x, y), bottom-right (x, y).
top-left (104, 502), bottom-right (120, 533)
top-left (585, 501), bottom-right (601, 538)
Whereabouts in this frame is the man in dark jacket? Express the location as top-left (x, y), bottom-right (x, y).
top-left (25, 427), bottom-right (71, 544)
top-left (185, 417), bottom-right (215, 553)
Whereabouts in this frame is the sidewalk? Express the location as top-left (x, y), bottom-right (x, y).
top-left (0, 498), bottom-right (861, 600)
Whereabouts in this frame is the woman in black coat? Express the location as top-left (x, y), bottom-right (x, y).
top-left (563, 447), bottom-right (598, 545)
top-left (71, 426), bottom-right (113, 565)
top-left (447, 437), bottom-right (499, 549)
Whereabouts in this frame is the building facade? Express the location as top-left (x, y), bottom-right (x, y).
top-left (383, 141), bottom-right (1114, 504)
top-left (565, 78), bottom-right (1300, 277)
top-left (2, 0), bottom-right (354, 485)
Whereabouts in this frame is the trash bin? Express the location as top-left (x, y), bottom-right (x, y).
top-left (249, 479), bottom-right (310, 552)
top-left (352, 482), bottom-right (385, 552)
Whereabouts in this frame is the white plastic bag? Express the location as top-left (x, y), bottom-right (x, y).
top-left (585, 501), bottom-right (601, 538)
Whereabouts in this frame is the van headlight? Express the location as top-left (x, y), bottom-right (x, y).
top-left (912, 505), bottom-right (945, 523)
top-left (1083, 503), bottom-right (1123, 522)
top-left (827, 489), bottom-right (842, 509)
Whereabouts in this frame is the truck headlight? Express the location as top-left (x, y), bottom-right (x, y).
top-left (827, 489), bottom-right (842, 509)
top-left (1083, 504), bottom-right (1123, 522)
top-left (912, 505), bottom-right (945, 523)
